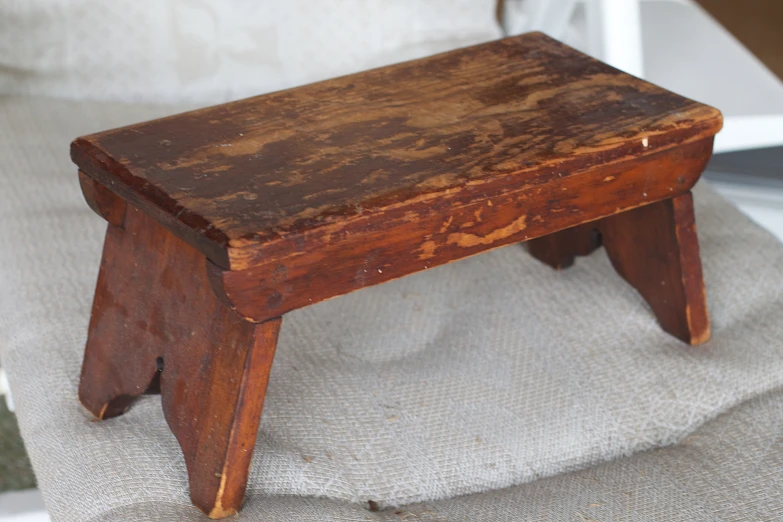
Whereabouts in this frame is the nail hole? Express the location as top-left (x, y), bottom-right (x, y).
top-left (156, 357), bottom-right (164, 372)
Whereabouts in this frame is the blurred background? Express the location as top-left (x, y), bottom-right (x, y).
top-left (1, 1), bottom-right (781, 520)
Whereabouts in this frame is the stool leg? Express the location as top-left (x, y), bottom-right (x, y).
top-left (163, 316), bottom-right (281, 519)
top-left (527, 192), bottom-right (709, 345)
top-left (527, 222), bottom-right (602, 269)
top-left (599, 192), bottom-right (709, 345)
top-left (78, 205), bottom-right (280, 519)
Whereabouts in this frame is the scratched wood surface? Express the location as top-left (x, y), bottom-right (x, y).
top-left (527, 191), bottom-right (709, 344)
top-left (74, 33), bottom-right (722, 518)
top-left (208, 139), bottom-right (715, 323)
top-left (79, 176), bottom-right (281, 517)
top-left (71, 32), bottom-right (722, 271)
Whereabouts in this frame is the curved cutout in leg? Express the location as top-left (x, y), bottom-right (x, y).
top-left (79, 204), bottom-right (282, 518)
top-left (162, 317), bottom-right (281, 518)
top-left (78, 222), bottom-right (162, 418)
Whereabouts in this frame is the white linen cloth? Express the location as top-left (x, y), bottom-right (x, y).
top-left (0, 0), bottom-right (501, 104)
top-left (1, 96), bottom-right (783, 520)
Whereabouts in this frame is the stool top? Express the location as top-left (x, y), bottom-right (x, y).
top-left (72, 32), bottom-right (722, 271)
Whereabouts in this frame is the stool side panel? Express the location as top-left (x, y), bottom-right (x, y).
top-left (215, 138), bottom-right (713, 322)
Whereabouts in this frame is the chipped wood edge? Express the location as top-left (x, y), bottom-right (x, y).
top-left (75, 125), bottom-right (720, 272)
top-left (200, 318), bottom-right (281, 519)
top-left (672, 193), bottom-right (711, 345)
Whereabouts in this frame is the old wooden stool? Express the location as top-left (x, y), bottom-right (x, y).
top-left (72, 33), bottom-right (722, 518)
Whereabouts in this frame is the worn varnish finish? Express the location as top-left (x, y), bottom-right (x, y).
top-left (602, 192), bottom-right (709, 344)
top-left (208, 138), bottom-right (714, 323)
top-left (527, 192), bottom-right (709, 344)
top-left (73, 33), bottom-right (721, 518)
top-left (79, 180), bottom-right (281, 517)
top-left (72, 32), bottom-right (721, 271)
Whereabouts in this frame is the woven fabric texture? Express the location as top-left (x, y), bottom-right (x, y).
top-left (2, 95), bottom-right (783, 521)
top-left (86, 388), bottom-right (783, 521)
top-left (0, 0), bottom-right (501, 104)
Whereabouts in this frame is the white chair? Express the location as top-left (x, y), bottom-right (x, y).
top-left (502, 0), bottom-right (783, 154)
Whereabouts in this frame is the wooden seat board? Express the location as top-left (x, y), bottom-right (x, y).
top-left (71, 33), bottom-right (722, 270)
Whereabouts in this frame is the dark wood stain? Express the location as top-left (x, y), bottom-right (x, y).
top-left (74, 32), bottom-right (722, 519)
top-left (528, 191), bottom-right (709, 344)
top-left (79, 203), bottom-right (281, 518)
top-left (601, 192), bottom-right (709, 344)
top-left (71, 32), bottom-right (722, 270)
top-left (207, 138), bottom-right (713, 324)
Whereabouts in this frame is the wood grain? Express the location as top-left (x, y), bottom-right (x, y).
top-left (528, 191), bottom-right (709, 344)
top-left (601, 192), bottom-right (709, 344)
top-left (71, 32), bottom-right (722, 271)
top-left (78, 205), bottom-right (281, 518)
top-left (75, 33), bottom-right (721, 518)
top-left (207, 138), bottom-right (713, 323)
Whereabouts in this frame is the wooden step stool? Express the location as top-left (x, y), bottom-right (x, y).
top-left (71, 33), bottom-right (722, 518)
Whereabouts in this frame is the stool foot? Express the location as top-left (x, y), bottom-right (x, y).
top-left (601, 192), bottom-right (709, 344)
top-left (528, 192), bottom-right (709, 345)
top-left (78, 204), bottom-right (280, 519)
top-left (167, 316), bottom-right (280, 519)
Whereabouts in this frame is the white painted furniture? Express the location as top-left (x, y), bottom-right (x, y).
top-left (502, 0), bottom-right (783, 154)
top-left (0, 368), bottom-right (13, 412)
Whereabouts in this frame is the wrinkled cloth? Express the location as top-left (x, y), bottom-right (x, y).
top-left (0, 0), bottom-right (501, 104)
top-left (2, 96), bottom-right (783, 521)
